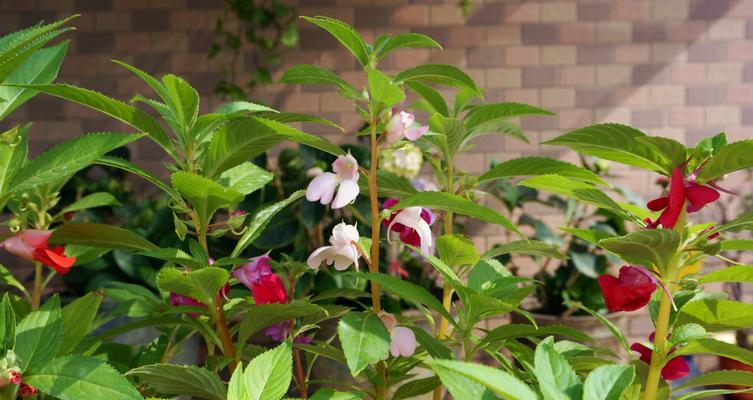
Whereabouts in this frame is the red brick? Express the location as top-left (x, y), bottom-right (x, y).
top-left (669, 64), bottom-right (706, 84)
top-left (447, 26), bottom-right (485, 47)
top-left (669, 106), bottom-right (704, 126)
top-left (393, 5), bottom-right (429, 26)
top-left (560, 22), bottom-right (595, 43)
top-left (614, 0), bottom-right (651, 20)
top-left (505, 3), bottom-right (540, 23)
top-left (115, 32), bottom-right (151, 52)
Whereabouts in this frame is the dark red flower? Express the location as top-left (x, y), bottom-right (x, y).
top-left (647, 167), bottom-right (720, 229)
top-left (631, 342), bottom-right (690, 381)
top-left (598, 266), bottom-right (657, 312)
top-left (18, 383), bottom-right (38, 398)
top-left (382, 198), bottom-right (435, 249)
top-left (1, 230), bottom-right (76, 275)
top-left (252, 273), bottom-right (287, 305)
top-left (9, 371), bottom-right (21, 385)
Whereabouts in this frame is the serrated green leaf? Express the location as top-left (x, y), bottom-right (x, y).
top-left (636, 136), bottom-right (687, 170)
top-left (676, 299), bottom-right (753, 332)
top-left (427, 358), bottom-right (538, 400)
top-left (359, 170), bottom-right (418, 198)
top-left (217, 161), bottom-right (273, 195)
top-left (395, 64), bottom-right (482, 98)
top-left (534, 336), bottom-right (582, 400)
top-left (368, 68), bottom-right (404, 108)
top-left (479, 324), bottom-right (592, 349)
top-left (0, 125), bottom-right (28, 200)
top-left (697, 140), bottom-right (753, 183)
top-left (599, 229), bottom-right (680, 272)
top-left (672, 338), bottom-right (753, 367)
top-left (676, 370), bottom-right (753, 391)
top-left (392, 376), bottom-right (441, 400)
top-left (405, 81), bottom-right (448, 117)
top-left (14, 295), bottom-right (61, 371)
top-left (374, 33), bottom-right (441, 61)
top-left (161, 74), bottom-right (199, 135)
top-left (0, 294), bottom-right (16, 353)
top-left (156, 267), bottom-right (229, 308)
top-left (464, 102), bottom-right (553, 131)
top-left (61, 192), bottom-right (120, 213)
top-left (242, 340), bottom-right (293, 400)
top-left (0, 263), bottom-right (27, 296)
top-left (583, 364), bottom-right (634, 400)
top-left (482, 239), bottom-right (566, 260)
top-left (301, 16), bottom-right (369, 66)
top-left (171, 171), bottom-right (244, 227)
top-left (254, 118), bottom-right (345, 156)
top-left (25, 355), bottom-right (143, 400)
top-left (126, 364), bottom-right (225, 400)
top-left (309, 388), bottom-right (363, 400)
top-left (60, 291), bottom-right (102, 355)
top-left (231, 190), bottom-right (304, 257)
top-left (9, 133), bottom-right (144, 193)
top-left (479, 157), bottom-right (606, 185)
top-left (699, 265), bottom-right (753, 284)
top-left (436, 234), bottom-right (479, 267)
top-left (50, 223), bottom-right (158, 251)
top-left (95, 156), bottom-right (181, 202)
top-left (337, 312), bottom-right (390, 376)
top-left (280, 64), bottom-right (360, 99)
top-left (237, 301), bottom-right (327, 349)
top-left (0, 15), bottom-right (75, 83)
top-left (204, 117), bottom-right (283, 177)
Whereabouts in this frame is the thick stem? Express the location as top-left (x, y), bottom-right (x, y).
top-left (433, 159), bottom-right (454, 400)
top-left (644, 289), bottom-right (672, 400)
top-left (31, 262), bottom-right (43, 310)
top-left (293, 348), bottom-right (308, 399)
top-left (368, 116), bottom-right (386, 400)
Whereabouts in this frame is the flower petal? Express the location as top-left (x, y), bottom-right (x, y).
top-left (332, 179), bottom-right (359, 209)
top-left (307, 246), bottom-right (334, 269)
top-left (390, 326), bottom-right (417, 357)
top-left (647, 197), bottom-right (668, 212)
top-left (405, 125), bottom-right (428, 141)
top-left (685, 184), bottom-right (719, 213)
top-left (306, 172), bottom-right (338, 205)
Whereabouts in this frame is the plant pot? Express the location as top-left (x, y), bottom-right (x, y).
top-left (718, 357), bottom-right (753, 399)
top-left (510, 311), bottom-right (630, 355)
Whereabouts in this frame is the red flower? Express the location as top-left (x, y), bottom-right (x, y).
top-left (631, 342), bottom-right (690, 381)
top-left (9, 371), bottom-right (21, 385)
top-left (1, 230), bottom-right (75, 275)
top-left (252, 273), bottom-right (287, 305)
top-left (18, 383), bottom-right (38, 398)
top-left (388, 260), bottom-right (409, 279)
top-left (647, 167), bottom-right (720, 229)
top-left (382, 198), bottom-right (436, 249)
top-left (598, 266), bottom-right (657, 312)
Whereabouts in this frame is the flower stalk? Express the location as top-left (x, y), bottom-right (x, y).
top-left (368, 114), bottom-right (386, 400)
top-left (433, 158), bottom-right (454, 400)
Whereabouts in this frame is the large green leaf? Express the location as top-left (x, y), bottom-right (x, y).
top-left (59, 292), bottom-right (102, 355)
top-left (231, 190), bottom-right (304, 257)
top-left (428, 113), bottom-right (464, 157)
top-left (242, 340), bottom-right (293, 400)
top-left (161, 74), bottom-right (199, 136)
top-left (0, 15), bottom-right (75, 83)
top-left (676, 299), bottom-right (753, 332)
top-left (50, 223), bottom-right (158, 252)
top-left (337, 312), bottom-right (390, 376)
top-left (699, 265), bottom-right (753, 284)
top-left (8, 83), bottom-right (172, 154)
top-left (391, 192), bottom-right (521, 236)
top-left (583, 364), bottom-right (634, 400)
top-left (61, 192), bottom-right (120, 213)
top-left (217, 161), bottom-right (273, 195)
top-left (359, 170), bottom-right (418, 198)
top-left (599, 229), bottom-right (680, 272)
top-left (479, 324), bottom-right (592, 349)
top-left (171, 172), bottom-right (244, 227)
top-left (95, 156), bottom-right (181, 202)
top-left (0, 294), bottom-right (16, 353)
top-left (237, 301), bottom-right (327, 348)
top-left (479, 157), bottom-right (606, 185)
top-left (429, 360), bottom-right (496, 400)
top-left (672, 338), bottom-right (753, 367)
top-left (373, 33), bottom-right (442, 61)
top-left (436, 234), bottom-right (479, 267)
top-left (310, 388), bottom-right (364, 400)
top-left (697, 140), bottom-right (753, 183)
top-left (156, 267), bottom-right (229, 308)
top-left (675, 370), bottom-right (753, 391)
top-left (721, 239), bottom-right (753, 251)
top-left (636, 136), bottom-right (687, 171)
top-left (543, 124), bottom-right (671, 174)
top-left (405, 81), bottom-right (449, 117)
top-left (8, 133), bottom-right (143, 193)
top-left (534, 337), bottom-right (582, 400)
top-left (301, 16), bottom-right (369, 66)
top-left (392, 377), bottom-right (441, 400)
top-left (394, 64), bottom-right (482, 98)
top-left (25, 355), bottom-right (143, 400)
top-left (0, 126), bottom-right (28, 207)
top-left (464, 102), bottom-right (554, 132)
top-left (280, 64), bottom-right (360, 99)
top-left (254, 118), bottom-right (345, 156)
top-left (126, 364), bottom-right (225, 400)
top-left (368, 68), bottom-right (404, 108)
top-left (0, 41), bottom-right (68, 120)
top-left (204, 117), bottom-right (283, 177)
top-left (14, 296), bottom-right (61, 372)
top-left (427, 358), bottom-right (538, 400)
top-left (482, 240), bottom-right (566, 260)
top-left (463, 119), bottom-right (528, 144)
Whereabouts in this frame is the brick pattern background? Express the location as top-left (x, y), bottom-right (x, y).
top-left (2, 0), bottom-right (753, 349)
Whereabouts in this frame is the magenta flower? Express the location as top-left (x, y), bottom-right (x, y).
top-left (233, 255), bottom-right (272, 290)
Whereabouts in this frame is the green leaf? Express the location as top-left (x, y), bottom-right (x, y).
top-left (392, 377), bottom-right (441, 400)
top-left (310, 388), bottom-right (363, 400)
top-left (254, 118), bottom-right (346, 156)
top-left (670, 323), bottom-right (708, 346)
top-left (534, 337), bottom-right (582, 400)
top-left (409, 326), bottom-right (453, 359)
top-left (391, 192), bottom-right (521, 236)
top-left (676, 299), bottom-right (753, 332)
top-left (368, 68), bottom-right (404, 108)
top-left (463, 119), bottom-right (528, 144)
top-left (0, 125), bottom-right (28, 200)
top-left (50, 223), bottom-right (158, 252)
top-left (543, 124), bottom-right (671, 174)
top-left (675, 370), bottom-right (753, 391)
top-left (566, 301), bottom-right (632, 355)
top-left (583, 364), bottom-right (634, 400)
top-left (61, 192), bottom-right (120, 213)
top-left (237, 301), bottom-right (327, 347)
top-left (60, 291), bottom-right (102, 355)
top-left (337, 312), bottom-right (390, 376)
top-left (0, 263), bottom-right (27, 295)
top-left (374, 33), bottom-right (442, 61)
top-left (8, 83), bottom-right (172, 155)
top-left (428, 113), bottom-right (465, 157)
top-left (636, 136), bottom-right (687, 171)
top-left (697, 140), bottom-right (753, 182)
top-left (711, 211), bottom-right (753, 235)
top-left (25, 355), bottom-right (143, 400)
top-left (126, 364), bottom-right (225, 400)
top-left (217, 161), bottom-right (273, 195)
top-left (14, 296), bottom-right (61, 371)
top-left (0, 294), bottom-right (16, 352)
top-left (482, 240), bottom-right (566, 260)
top-left (216, 101), bottom-right (277, 115)
top-left (95, 156), bottom-right (181, 202)
top-left (427, 358), bottom-right (538, 400)
top-left (479, 157), bottom-right (606, 185)
top-left (171, 172), bottom-right (244, 227)
top-left (599, 229), bottom-right (680, 272)
top-left (0, 15), bottom-right (75, 83)
top-left (699, 265), bottom-right (753, 284)
top-left (301, 16), bottom-right (369, 66)
top-left (204, 117), bottom-right (284, 177)
top-left (394, 64), bottom-right (482, 98)
top-left (405, 81), bottom-right (449, 117)
top-left (227, 361), bottom-right (247, 400)
top-left (464, 102), bottom-right (554, 132)
top-left (479, 324), bottom-right (592, 349)
top-left (242, 340), bottom-right (293, 400)
top-left (231, 190), bottom-right (304, 257)
top-left (672, 338), bottom-right (753, 367)
top-left (8, 133), bottom-right (144, 193)
top-left (161, 74), bottom-right (199, 134)
top-left (352, 272), bottom-right (454, 325)
top-left (156, 267), bottom-right (229, 307)
top-left (436, 234), bottom-right (479, 267)
top-left (0, 41), bottom-right (68, 120)
top-left (721, 239), bottom-right (753, 251)
top-left (359, 170), bottom-right (417, 198)
top-left (560, 228), bottom-right (615, 246)
top-left (518, 175), bottom-right (634, 220)
top-left (112, 60), bottom-right (171, 105)
top-left (280, 64), bottom-right (360, 99)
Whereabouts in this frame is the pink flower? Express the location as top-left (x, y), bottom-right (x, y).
top-left (384, 111), bottom-right (429, 145)
top-left (1, 230), bottom-right (76, 275)
top-left (233, 255), bottom-right (272, 290)
top-left (305, 154), bottom-right (360, 209)
top-left (390, 326), bottom-right (417, 357)
top-left (598, 266), bottom-right (657, 312)
top-left (264, 323), bottom-right (313, 344)
top-left (631, 342), bottom-right (690, 381)
top-left (307, 222), bottom-right (361, 271)
top-left (382, 199), bottom-right (435, 255)
top-left (18, 383), bottom-right (37, 398)
top-left (646, 167), bottom-right (720, 229)
top-left (9, 371), bottom-right (21, 385)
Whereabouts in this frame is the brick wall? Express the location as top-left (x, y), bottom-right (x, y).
top-left (2, 0), bottom-right (753, 344)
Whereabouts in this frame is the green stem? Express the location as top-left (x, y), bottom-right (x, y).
top-left (368, 113), bottom-right (386, 400)
top-left (31, 262), bottom-right (43, 310)
top-left (433, 158), bottom-right (454, 400)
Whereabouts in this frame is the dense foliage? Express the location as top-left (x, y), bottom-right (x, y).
top-left (1, 14), bottom-right (753, 400)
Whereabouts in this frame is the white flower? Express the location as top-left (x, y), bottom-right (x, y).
top-left (305, 154), bottom-right (360, 209)
top-left (386, 206), bottom-right (433, 256)
top-left (307, 222), bottom-right (361, 270)
top-left (384, 111), bottom-right (428, 145)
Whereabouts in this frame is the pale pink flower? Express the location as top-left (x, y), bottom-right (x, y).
top-left (305, 154), bottom-right (360, 209)
top-left (307, 222), bottom-right (361, 271)
top-left (390, 326), bottom-right (417, 357)
top-left (385, 111), bottom-right (429, 145)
